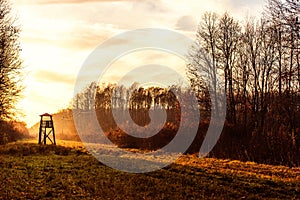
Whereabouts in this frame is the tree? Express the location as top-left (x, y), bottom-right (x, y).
top-left (217, 12), bottom-right (241, 124)
top-left (264, 0), bottom-right (300, 144)
top-left (187, 12), bottom-right (219, 118)
top-left (188, 12), bottom-right (241, 123)
top-left (0, 0), bottom-right (23, 120)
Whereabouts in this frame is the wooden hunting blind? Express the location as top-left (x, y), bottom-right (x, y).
top-left (38, 113), bottom-right (56, 145)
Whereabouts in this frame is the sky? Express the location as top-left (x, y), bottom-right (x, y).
top-left (11, 0), bottom-right (265, 127)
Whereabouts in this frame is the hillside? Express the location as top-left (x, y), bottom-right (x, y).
top-left (0, 140), bottom-right (299, 199)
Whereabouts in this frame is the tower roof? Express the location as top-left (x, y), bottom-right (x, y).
top-left (40, 113), bottom-right (52, 117)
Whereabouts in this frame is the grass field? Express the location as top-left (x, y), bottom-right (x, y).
top-left (0, 139), bottom-right (299, 199)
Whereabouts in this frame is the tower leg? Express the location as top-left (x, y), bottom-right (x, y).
top-left (43, 129), bottom-right (46, 145)
top-left (53, 129), bottom-right (56, 145)
top-left (51, 116), bottom-right (56, 145)
top-left (38, 130), bottom-right (41, 144)
top-left (38, 117), bottom-right (42, 144)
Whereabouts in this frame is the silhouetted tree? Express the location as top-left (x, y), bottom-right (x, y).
top-left (0, 0), bottom-right (23, 120)
top-left (217, 12), bottom-right (241, 124)
top-left (187, 2), bottom-right (299, 165)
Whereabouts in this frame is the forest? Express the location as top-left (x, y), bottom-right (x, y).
top-left (71, 0), bottom-right (300, 167)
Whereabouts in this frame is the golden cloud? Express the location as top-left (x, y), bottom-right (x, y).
top-left (33, 70), bottom-right (75, 85)
top-left (19, 0), bottom-right (133, 5)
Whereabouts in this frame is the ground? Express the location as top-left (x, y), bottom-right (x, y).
top-left (0, 139), bottom-right (299, 199)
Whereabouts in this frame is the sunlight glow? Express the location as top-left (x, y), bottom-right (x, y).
top-left (12, 0), bottom-right (264, 126)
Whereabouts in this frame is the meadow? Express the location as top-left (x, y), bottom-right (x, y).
top-left (0, 139), bottom-right (299, 199)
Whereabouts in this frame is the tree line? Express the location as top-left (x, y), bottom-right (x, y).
top-left (72, 83), bottom-right (185, 149)
top-left (188, 0), bottom-right (299, 146)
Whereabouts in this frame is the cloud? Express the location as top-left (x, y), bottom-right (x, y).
top-left (33, 70), bottom-right (75, 85)
top-left (22, 28), bottom-right (114, 50)
top-left (17, 0), bottom-right (132, 5)
top-left (229, 0), bottom-right (263, 7)
top-left (131, 0), bottom-right (168, 13)
top-left (223, 0), bottom-right (265, 19)
top-left (175, 15), bottom-right (197, 31)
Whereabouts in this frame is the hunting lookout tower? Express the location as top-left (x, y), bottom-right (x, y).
top-left (38, 113), bottom-right (56, 145)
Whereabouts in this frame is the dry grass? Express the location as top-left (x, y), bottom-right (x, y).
top-left (0, 140), bottom-right (298, 199)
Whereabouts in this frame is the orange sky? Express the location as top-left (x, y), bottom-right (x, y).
top-left (12, 0), bottom-right (264, 127)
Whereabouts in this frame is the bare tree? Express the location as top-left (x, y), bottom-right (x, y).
top-left (0, 0), bottom-right (23, 120)
top-left (243, 19), bottom-right (260, 116)
top-left (217, 12), bottom-right (241, 124)
top-left (264, 0), bottom-right (299, 144)
top-left (187, 12), bottom-right (219, 117)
